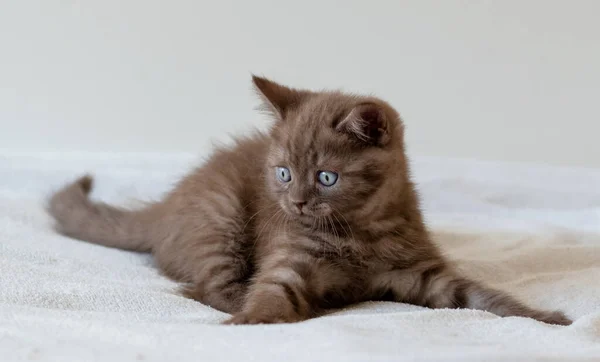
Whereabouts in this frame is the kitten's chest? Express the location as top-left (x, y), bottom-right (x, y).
top-left (319, 237), bottom-right (412, 277)
top-left (311, 235), bottom-right (383, 270)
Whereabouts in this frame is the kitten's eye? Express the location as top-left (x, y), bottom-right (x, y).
top-left (318, 171), bottom-right (338, 186)
top-left (276, 167), bottom-right (292, 183)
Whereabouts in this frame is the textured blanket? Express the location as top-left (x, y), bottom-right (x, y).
top-left (1, 152), bottom-right (599, 361)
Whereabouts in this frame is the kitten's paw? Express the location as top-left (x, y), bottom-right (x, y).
top-left (223, 312), bottom-right (296, 325)
top-left (537, 311), bottom-right (573, 326)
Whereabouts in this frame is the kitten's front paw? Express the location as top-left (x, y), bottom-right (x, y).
top-left (223, 312), bottom-right (297, 325)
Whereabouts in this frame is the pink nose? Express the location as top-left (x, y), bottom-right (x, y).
top-left (292, 201), bottom-right (306, 212)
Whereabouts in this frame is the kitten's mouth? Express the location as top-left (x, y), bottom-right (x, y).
top-left (287, 203), bottom-right (332, 218)
top-left (291, 207), bottom-right (309, 217)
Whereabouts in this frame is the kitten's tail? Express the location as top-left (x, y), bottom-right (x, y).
top-left (47, 175), bottom-right (163, 252)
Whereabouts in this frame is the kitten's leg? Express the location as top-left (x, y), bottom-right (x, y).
top-left (179, 254), bottom-right (249, 315)
top-left (154, 231), bottom-right (250, 314)
top-left (224, 262), bottom-right (312, 324)
top-left (224, 250), bottom-right (331, 325)
top-left (371, 263), bottom-right (572, 325)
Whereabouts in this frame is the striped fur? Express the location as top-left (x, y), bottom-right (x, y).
top-left (48, 76), bottom-right (572, 326)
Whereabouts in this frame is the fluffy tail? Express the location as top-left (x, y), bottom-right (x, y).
top-left (47, 175), bottom-right (162, 252)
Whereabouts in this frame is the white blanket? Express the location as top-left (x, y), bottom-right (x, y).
top-left (1, 152), bottom-right (599, 362)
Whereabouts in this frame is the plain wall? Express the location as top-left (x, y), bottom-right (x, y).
top-left (1, 0), bottom-right (599, 167)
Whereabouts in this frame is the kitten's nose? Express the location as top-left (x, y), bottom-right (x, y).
top-left (292, 201), bottom-right (307, 212)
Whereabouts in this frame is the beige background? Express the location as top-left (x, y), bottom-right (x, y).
top-left (1, 0), bottom-right (598, 167)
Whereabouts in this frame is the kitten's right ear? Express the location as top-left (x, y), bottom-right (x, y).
top-left (252, 75), bottom-right (309, 120)
top-left (336, 102), bottom-right (391, 146)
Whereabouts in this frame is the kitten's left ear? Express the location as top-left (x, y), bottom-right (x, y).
top-left (336, 103), bottom-right (390, 146)
top-left (252, 75), bottom-right (310, 120)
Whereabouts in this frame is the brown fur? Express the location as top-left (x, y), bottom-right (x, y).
top-left (47, 76), bottom-right (572, 326)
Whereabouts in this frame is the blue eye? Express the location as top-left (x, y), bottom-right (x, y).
top-left (318, 171), bottom-right (338, 186)
top-left (276, 167), bottom-right (292, 183)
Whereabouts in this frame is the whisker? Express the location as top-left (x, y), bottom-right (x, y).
top-left (327, 215), bottom-right (340, 250)
top-left (332, 208), bottom-right (355, 241)
top-left (241, 201), bottom-right (279, 234)
top-left (254, 209), bottom-right (283, 249)
top-left (268, 209), bottom-right (286, 247)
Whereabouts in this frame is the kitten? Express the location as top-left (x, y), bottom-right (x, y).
top-left (47, 76), bottom-right (572, 325)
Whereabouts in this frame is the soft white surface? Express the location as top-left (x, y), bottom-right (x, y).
top-left (1, 153), bottom-right (600, 362)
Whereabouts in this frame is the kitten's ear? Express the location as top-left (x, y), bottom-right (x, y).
top-left (336, 103), bottom-right (390, 146)
top-left (252, 75), bottom-right (309, 120)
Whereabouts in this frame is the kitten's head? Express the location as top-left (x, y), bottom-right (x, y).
top-left (253, 75), bottom-right (408, 226)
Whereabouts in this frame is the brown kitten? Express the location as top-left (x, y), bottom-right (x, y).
top-left (47, 76), bottom-right (572, 326)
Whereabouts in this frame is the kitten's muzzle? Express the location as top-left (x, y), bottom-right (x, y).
top-left (291, 200), bottom-right (307, 215)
